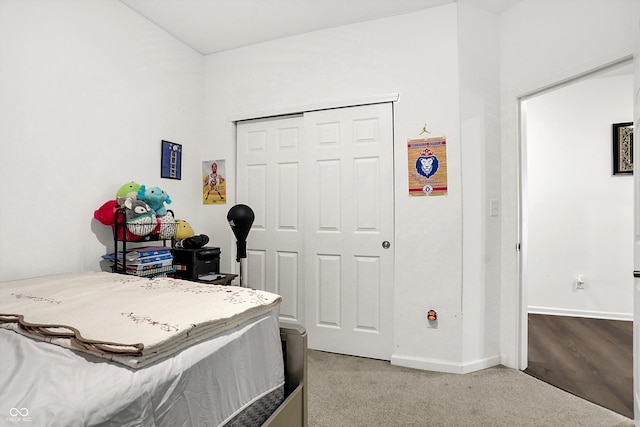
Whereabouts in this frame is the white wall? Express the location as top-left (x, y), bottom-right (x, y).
top-left (526, 72), bottom-right (634, 319)
top-left (3, 0), bottom-right (637, 375)
top-left (201, 5), bottom-right (489, 372)
top-left (0, 0), bottom-right (497, 373)
top-left (0, 0), bottom-right (204, 281)
top-left (499, 0), bottom-right (640, 367)
top-left (458, 3), bottom-right (502, 370)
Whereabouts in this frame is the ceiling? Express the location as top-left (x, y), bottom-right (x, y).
top-left (119, 0), bottom-right (521, 55)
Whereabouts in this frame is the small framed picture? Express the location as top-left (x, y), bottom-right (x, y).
top-left (612, 122), bottom-right (633, 175)
top-left (202, 160), bottom-right (226, 204)
top-left (161, 140), bottom-right (182, 180)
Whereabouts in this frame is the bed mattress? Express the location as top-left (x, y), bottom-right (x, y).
top-left (0, 310), bottom-right (285, 426)
top-left (0, 272), bottom-right (281, 368)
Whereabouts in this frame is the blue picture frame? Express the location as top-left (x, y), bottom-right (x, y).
top-left (161, 140), bottom-right (182, 180)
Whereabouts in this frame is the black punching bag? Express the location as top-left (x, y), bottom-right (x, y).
top-left (227, 204), bottom-right (254, 262)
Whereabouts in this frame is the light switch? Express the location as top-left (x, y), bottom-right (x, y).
top-left (490, 199), bottom-right (499, 217)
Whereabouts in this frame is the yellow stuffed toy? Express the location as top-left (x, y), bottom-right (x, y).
top-left (175, 219), bottom-right (195, 240)
top-left (174, 220), bottom-right (210, 249)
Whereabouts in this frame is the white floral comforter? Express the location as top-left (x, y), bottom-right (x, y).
top-left (0, 272), bottom-right (281, 368)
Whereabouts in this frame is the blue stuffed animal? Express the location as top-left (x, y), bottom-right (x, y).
top-left (137, 185), bottom-right (172, 216)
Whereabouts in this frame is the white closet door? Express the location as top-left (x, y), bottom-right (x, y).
top-left (236, 115), bottom-right (305, 325)
top-left (303, 103), bottom-right (394, 360)
top-left (237, 103), bottom-right (394, 360)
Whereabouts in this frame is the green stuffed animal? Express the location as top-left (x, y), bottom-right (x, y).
top-left (116, 182), bottom-right (141, 199)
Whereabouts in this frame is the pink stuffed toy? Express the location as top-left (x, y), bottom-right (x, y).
top-left (94, 199), bottom-right (151, 242)
top-left (94, 200), bottom-right (118, 226)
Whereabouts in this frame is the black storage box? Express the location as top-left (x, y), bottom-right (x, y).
top-left (172, 247), bottom-right (220, 281)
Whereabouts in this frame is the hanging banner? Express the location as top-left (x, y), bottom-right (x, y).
top-left (202, 160), bottom-right (226, 204)
top-left (407, 137), bottom-right (448, 197)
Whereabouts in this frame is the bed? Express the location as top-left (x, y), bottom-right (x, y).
top-left (0, 272), bottom-right (307, 426)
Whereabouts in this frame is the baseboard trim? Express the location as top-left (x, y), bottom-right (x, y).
top-left (390, 354), bottom-right (501, 374)
top-left (528, 306), bottom-right (633, 321)
top-left (461, 354), bottom-right (502, 373)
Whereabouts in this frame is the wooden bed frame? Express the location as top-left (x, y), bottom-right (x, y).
top-left (264, 323), bottom-right (308, 427)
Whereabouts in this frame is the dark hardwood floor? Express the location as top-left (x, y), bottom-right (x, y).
top-left (525, 313), bottom-right (633, 419)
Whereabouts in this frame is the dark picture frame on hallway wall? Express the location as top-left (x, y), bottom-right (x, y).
top-left (612, 122), bottom-right (633, 175)
top-left (161, 140), bottom-right (182, 180)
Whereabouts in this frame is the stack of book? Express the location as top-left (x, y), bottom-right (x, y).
top-left (104, 246), bottom-right (175, 277)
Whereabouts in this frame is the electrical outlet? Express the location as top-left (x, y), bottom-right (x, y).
top-left (426, 310), bottom-right (438, 328)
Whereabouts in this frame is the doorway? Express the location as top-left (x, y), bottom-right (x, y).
top-left (519, 59), bottom-right (634, 417)
top-left (236, 102), bottom-right (395, 360)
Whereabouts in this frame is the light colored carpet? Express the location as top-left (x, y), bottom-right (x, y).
top-left (307, 350), bottom-right (634, 427)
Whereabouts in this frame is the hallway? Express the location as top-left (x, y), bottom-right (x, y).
top-left (525, 313), bottom-right (633, 419)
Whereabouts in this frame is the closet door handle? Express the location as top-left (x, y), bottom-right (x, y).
top-left (633, 271), bottom-right (640, 278)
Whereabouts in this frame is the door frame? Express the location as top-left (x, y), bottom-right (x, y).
top-left (232, 94), bottom-right (399, 357)
top-left (229, 93), bottom-right (399, 122)
top-left (516, 55), bottom-right (635, 370)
